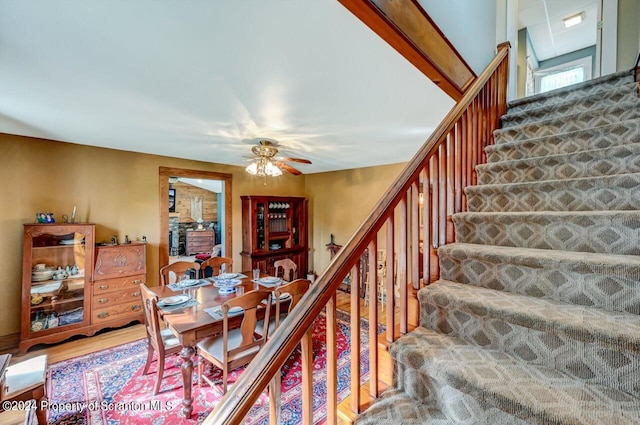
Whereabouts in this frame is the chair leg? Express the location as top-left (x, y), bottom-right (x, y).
top-left (154, 355), bottom-right (165, 395)
top-left (198, 357), bottom-right (204, 386)
top-left (223, 368), bottom-right (228, 394)
top-left (143, 344), bottom-right (154, 375)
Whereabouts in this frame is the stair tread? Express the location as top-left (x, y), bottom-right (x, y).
top-left (467, 172), bottom-right (640, 191)
top-left (354, 388), bottom-right (455, 424)
top-left (422, 280), bottom-right (640, 347)
top-left (507, 69), bottom-right (633, 109)
top-left (393, 326), bottom-right (640, 425)
top-left (439, 242), bottom-right (640, 269)
top-left (454, 209), bottom-right (640, 219)
top-left (495, 98), bottom-right (640, 138)
top-left (501, 81), bottom-right (639, 124)
top-left (478, 143), bottom-right (640, 172)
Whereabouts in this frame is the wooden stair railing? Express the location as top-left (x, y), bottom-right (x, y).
top-left (203, 42), bottom-right (510, 425)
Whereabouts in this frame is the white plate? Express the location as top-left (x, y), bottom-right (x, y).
top-left (59, 239), bottom-right (82, 245)
top-left (158, 295), bottom-right (190, 306)
top-left (260, 277), bottom-right (280, 284)
top-left (218, 273), bottom-right (238, 279)
top-left (178, 279), bottom-right (201, 287)
top-left (228, 306), bottom-right (244, 314)
top-left (214, 279), bottom-right (242, 288)
top-left (262, 293), bottom-right (291, 304)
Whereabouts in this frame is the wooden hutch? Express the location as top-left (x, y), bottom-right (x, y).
top-left (20, 223), bottom-right (146, 353)
top-left (240, 196), bottom-right (308, 277)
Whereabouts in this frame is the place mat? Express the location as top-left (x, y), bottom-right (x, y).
top-left (158, 298), bottom-right (200, 312)
top-left (167, 279), bottom-right (211, 292)
top-left (204, 306), bottom-right (244, 321)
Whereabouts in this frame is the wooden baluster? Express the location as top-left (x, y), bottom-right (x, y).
top-left (446, 132), bottom-right (455, 243)
top-left (421, 169), bottom-right (431, 284)
top-left (398, 195), bottom-right (408, 335)
top-left (385, 216), bottom-right (395, 341)
top-left (326, 294), bottom-right (338, 425)
top-left (471, 97), bottom-right (479, 185)
top-left (454, 121), bottom-right (462, 214)
top-left (438, 143), bottom-right (447, 247)
top-left (368, 240), bottom-right (379, 397)
top-left (301, 328), bottom-right (313, 425)
top-left (430, 154), bottom-right (439, 250)
top-left (350, 262), bottom-right (361, 413)
top-left (459, 113), bottom-right (467, 211)
top-left (411, 181), bottom-right (420, 289)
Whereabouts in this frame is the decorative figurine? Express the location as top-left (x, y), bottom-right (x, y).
top-left (142, 236), bottom-right (147, 243)
top-left (111, 236), bottom-right (118, 245)
top-left (124, 235), bottom-right (130, 244)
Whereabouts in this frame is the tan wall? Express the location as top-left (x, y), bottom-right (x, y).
top-left (304, 163), bottom-right (405, 275)
top-left (617, 0), bottom-right (640, 71)
top-left (0, 134), bottom-right (305, 337)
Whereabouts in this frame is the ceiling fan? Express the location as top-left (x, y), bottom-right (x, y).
top-left (245, 140), bottom-right (311, 178)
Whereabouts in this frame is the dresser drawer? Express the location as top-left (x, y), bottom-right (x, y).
top-left (92, 274), bottom-right (145, 295)
top-left (186, 230), bottom-right (214, 255)
top-left (92, 300), bottom-right (143, 323)
top-left (94, 243), bottom-right (146, 280)
top-left (92, 287), bottom-right (142, 309)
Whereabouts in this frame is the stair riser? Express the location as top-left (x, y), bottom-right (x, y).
top-left (494, 101), bottom-right (640, 144)
top-left (453, 213), bottom-right (640, 255)
top-left (488, 119), bottom-right (640, 162)
top-left (507, 71), bottom-right (634, 114)
top-left (466, 175), bottom-right (640, 212)
top-left (395, 362), bottom-right (530, 425)
top-left (439, 254), bottom-right (640, 315)
top-left (502, 84), bottom-right (639, 128)
top-left (477, 144), bottom-right (640, 185)
top-left (421, 303), bottom-right (640, 395)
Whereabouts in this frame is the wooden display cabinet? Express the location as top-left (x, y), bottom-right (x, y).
top-left (20, 224), bottom-right (146, 353)
top-left (20, 223), bottom-right (95, 353)
top-left (240, 196), bottom-right (308, 276)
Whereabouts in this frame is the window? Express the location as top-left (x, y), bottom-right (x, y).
top-left (534, 56), bottom-right (592, 94)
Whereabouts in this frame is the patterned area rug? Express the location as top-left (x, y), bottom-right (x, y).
top-left (48, 310), bottom-right (382, 424)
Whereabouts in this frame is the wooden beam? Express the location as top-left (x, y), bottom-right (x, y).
top-left (338, 0), bottom-right (476, 100)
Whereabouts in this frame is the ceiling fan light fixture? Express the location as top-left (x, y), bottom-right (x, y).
top-left (245, 162), bottom-right (259, 175)
top-left (265, 161), bottom-right (282, 176)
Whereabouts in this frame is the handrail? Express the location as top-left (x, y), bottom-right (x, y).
top-left (203, 42), bottom-right (510, 425)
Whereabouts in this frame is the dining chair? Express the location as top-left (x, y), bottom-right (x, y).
top-left (274, 258), bottom-right (297, 282)
top-left (160, 261), bottom-right (201, 285)
top-left (199, 256), bottom-right (232, 279)
top-left (0, 354), bottom-right (48, 425)
top-left (139, 284), bottom-right (182, 395)
top-left (197, 289), bottom-right (272, 394)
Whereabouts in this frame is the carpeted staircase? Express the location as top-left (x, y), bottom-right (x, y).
top-left (356, 69), bottom-right (640, 424)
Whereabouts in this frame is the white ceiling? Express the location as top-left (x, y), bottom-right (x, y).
top-left (0, 1), bottom-right (455, 175)
top-left (519, 0), bottom-right (598, 61)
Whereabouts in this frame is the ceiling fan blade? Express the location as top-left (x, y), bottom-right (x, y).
top-left (275, 161), bottom-right (302, 175)
top-left (277, 157), bottom-right (312, 164)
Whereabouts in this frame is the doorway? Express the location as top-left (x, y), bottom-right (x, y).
top-left (159, 167), bottom-right (232, 269)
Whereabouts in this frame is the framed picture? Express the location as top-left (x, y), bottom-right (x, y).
top-left (168, 188), bottom-right (176, 212)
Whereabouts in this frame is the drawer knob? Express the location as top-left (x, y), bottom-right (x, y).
top-left (99, 285), bottom-right (109, 290)
top-left (98, 298), bottom-right (108, 304)
top-left (97, 312), bottom-right (109, 319)
top-left (131, 304), bottom-right (141, 311)
top-left (132, 279), bottom-right (141, 284)
top-left (132, 291), bottom-right (140, 297)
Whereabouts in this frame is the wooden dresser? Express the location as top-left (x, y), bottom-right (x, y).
top-left (186, 229), bottom-right (214, 255)
top-left (92, 243), bottom-right (146, 326)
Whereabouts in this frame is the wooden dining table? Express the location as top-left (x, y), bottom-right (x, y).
top-left (153, 272), bottom-right (278, 418)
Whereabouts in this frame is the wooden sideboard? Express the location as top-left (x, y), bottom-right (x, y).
top-left (186, 229), bottom-right (215, 255)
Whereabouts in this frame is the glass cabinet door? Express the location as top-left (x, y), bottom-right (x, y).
top-left (256, 202), bottom-right (266, 251)
top-left (25, 225), bottom-right (93, 333)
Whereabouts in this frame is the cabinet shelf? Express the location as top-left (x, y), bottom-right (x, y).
top-left (31, 295), bottom-right (84, 311)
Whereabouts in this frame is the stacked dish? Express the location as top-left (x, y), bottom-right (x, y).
top-left (32, 267), bottom-right (55, 282)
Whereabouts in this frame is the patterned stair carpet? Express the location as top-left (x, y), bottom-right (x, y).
top-left (357, 69), bottom-right (640, 424)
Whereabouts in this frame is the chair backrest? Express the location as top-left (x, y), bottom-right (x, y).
top-left (221, 289), bottom-right (272, 367)
top-left (199, 256), bottom-right (232, 278)
top-left (160, 261), bottom-right (201, 285)
top-left (274, 258), bottom-right (297, 282)
top-left (274, 278), bottom-right (310, 328)
top-left (139, 284), bottom-right (163, 351)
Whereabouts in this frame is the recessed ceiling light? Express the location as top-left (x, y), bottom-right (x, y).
top-left (563, 12), bottom-right (584, 28)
